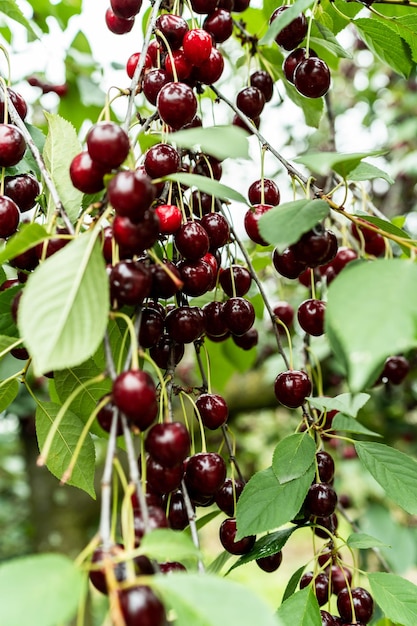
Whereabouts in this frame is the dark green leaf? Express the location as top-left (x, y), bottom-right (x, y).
top-left (332, 413), bottom-right (382, 438)
top-left (169, 126), bottom-right (250, 160)
top-left (236, 466), bottom-right (315, 539)
top-left (272, 433), bottom-right (316, 483)
top-left (0, 223), bottom-right (48, 265)
top-left (0, 285), bottom-right (19, 338)
top-left (294, 150), bottom-right (386, 178)
top-left (0, 553), bottom-right (85, 626)
top-left (308, 393), bottom-right (370, 417)
top-left (258, 199), bottom-right (330, 252)
top-left (326, 259), bottom-right (417, 391)
top-left (229, 527), bottom-right (296, 572)
top-left (282, 565), bottom-right (308, 602)
top-left (346, 532), bottom-right (390, 550)
top-left (354, 17), bottom-right (413, 78)
top-left (161, 173), bottom-right (248, 205)
top-left (0, 377), bottom-right (19, 411)
top-left (276, 587), bottom-right (321, 626)
top-left (259, 0), bottom-right (316, 45)
top-left (207, 550), bottom-right (232, 574)
top-left (368, 572), bottom-right (417, 626)
top-left (355, 441), bottom-right (417, 514)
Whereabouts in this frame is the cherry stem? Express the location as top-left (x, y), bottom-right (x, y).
top-left (181, 479), bottom-right (205, 573)
top-left (221, 424), bottom-right (245, 483)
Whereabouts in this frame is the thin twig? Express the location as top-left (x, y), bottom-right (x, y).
top-left (181, 479), bottom-right (205, 573)
top-left (99, 407), bottom-right (120, 550)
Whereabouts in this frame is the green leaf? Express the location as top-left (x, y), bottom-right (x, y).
top-left (308, 393), bottom-right (370, 417)
top-left (355, 441), bottom-right (417, 515)
top-left (0, 0), bottom-right (38, 38)
top-left (0, 377), bottom-right (19, 411)
top-left (169, 125), bottom-right (250, 161)
top-left (325, 259), bottom-right (417, 391)
top-left (43, 112), bottom-right (83, 223)
top-left (258, 199), bottom-right (330, 252)
top-left (272, 433), bottom-right (316, 483)
top-left (294, 150), bottom-right (386, 178)
top-left (229, 527), bottom-right (296, 572)
top-left (347, 161), bottom-right (394, 185)
top-left (392, 14), bottom-right (417, 63)
top-left (36, 401), bottom-right (96, 498)
top-left (18, 232), bottom-right (110, 375)
top-left (309, 21), bottom-right (352, 59)
top-left (162, 172), bottom-right (248, 205)
top-left (259, 0), bottom-right (316, 45)
top-left (276, 587), bottom-right (321, 626)
top-left (283, 79), bottom-right (324, 128)
top-left (0, 553), bottom-right (85, 626)
top-left (368, 572), bottom-right (417, 626)
top-left (207, 550), bottom-right (232, 574)
top-left (0, 223), bottom-right (48, 265)
top-left (353, 213), bottom-right (413, 256)
top-left (354, 17), bottom-right (413, 78)
top-left (236, 466), bottom-right (315, 539)
top-left (282, 565), bottom-right (308, 602)
top-left (137, 529), bottom-right (201, 563)
top-left (151, 572), bottom-right (280, 626)
top-left (346, 532), bottom-right (390, 550)
top-left (0, 285), bottom-right (19, 338)
top-left (332, 413), bottom-right (382, 438)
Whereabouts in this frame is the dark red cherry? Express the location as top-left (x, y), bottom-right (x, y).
top-left (200, 213), bottom-right (230, 249)
top-left (167, 490), bottom-right (190, 530)
top-left (193, 154), bottom-right (222, 180)
top-left (0, 88), bottom-right (27, 121)
top-left (248, 178), bottom-right (280, 206)
top-left (219, 517), bottom-right (256, 555)
top-left (203, 8), bottom-right (233, 43)
top-left (202, 301), bottom-right (228, 337)
top-left (193, 47), bottom-right (224, 84)
top-left (185, 452), bottom-right (226, 496)
top-left (270, 6), bottom-right (307, 50)
top-left (177, 258), bottom-right (215, 296)
top-left (256, 551), bottom-right (283, 573)
top-left (157, 81), bottom-right (197, 130)
top-left (329, 246), bottom-right (358, 274)
top-left (337, 587), bottom-right (374, 624)
top-left (112, 211), bottom-right (159, 256)
top-left (165, 305), bottom-right (205, 344)
top-left (105, 7), bottom-right (135, 34)
top-left (250, 70), bottom-right (274, 102)
top-left (143, 69), bottom-right (170, 105)
top-left (108, 169), bottom-right (156, 221)
top-left (283, 47), bottom-right (317, 83)
top-left (215, 478), bottom-right (245, 516)
top-left (144, 143), bottom-right (180, 179)
top-left (174, 221), bottom-right (210, 260)
top-left (146, 455), bottom-right (184, 494)
top-left (224, 296), bottom-right (255, 336)
top-left (110, 259), bottom-right (152, 307)
top-left (316, 451), bottom-right (335, 484)
top-left (294, 57), bottom-right (331, 98)
top-left (164, 49), bottom-right (193, 81)
top-left (244, 204), bottom-right (273, 246)
top-left (232, 326), bottom-right (258, 350)
top-left (133, 504), bottom-right (169, 542)
top-left (70, 151), bottom-right (106, 193)
top-left (274, 369), bottom-right (312, 408)
top-left (110, 0), bottom-right (142, 19)
top-left (329, 564), bottom-right (352, 595)
top-left (149, 261), bottom-right (183, 299)
top-left (313, 512), bottom-right (338, 538)
top-left (4, 174), bottom-right (40, 212)
top-left (272, 245), bottom-right (307, 279)
top-left (183, 28), bottom-right (213, 66)
top-left (293, 227), bottom-right (334, 268)
top-left (149, 334), bottom-right (185, 369)
top-left (138, 306), bottom-right (164, 348)
top-left (273, 301), bottom-right (294, 330)
top-left (219, 265), bottom-right (252, 297)
top-left (196, 393), bottom-right (228, 430)
top-left (89, 544), bottom-right (127, 594)
top-left (145, 422), bottom-right (190, 468)
top-left (305, 482), bottom-right (338, 518)
top-left (381, 355), bottom-right (410, 384)
top-left (119, 585), bottom-right (166, 626)
top-left (112, 369), bottom-right (158, 429)
top-left (0, 196), bottom-right (20, 238)
top-left (191, 0), bottom-right (218, 13)
top-left (155, 14), bottom-right (189, 50)
top-left (236, 86), bottom-right (265, 119)
top-left (0, 124), bottom-right (26, 167)
top-left (297, 299), bottom-right (326, 336)
top-left (97, 398), bottom-right (123, 436)
top-left (87, 121), bottom-right (130, 170)
top-left (320, 610), bottom-right (337, 626)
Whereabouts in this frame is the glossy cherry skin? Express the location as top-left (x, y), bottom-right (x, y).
top-left (283, 47), bottom-right (317, 83)
top-left (0, 124), bottom-right (26, 167)
top-left (110, 0), bottom-right (142, 19)
top-left (294, 57), bottom-right (331, 98)
top-left (196, 393), bottom-right (229, 430)
top-left (89, 544), bottom-right (127, 594)
top-left (144, 143), bottom-right (180, 179)
top-left (185, 452), bottom-right (227, 496)
top-left (193, 47), bottom-right (224, 84)
top-left (305, 482), bottom-right (338, 518)
top-left (236, 86), bottom-right (265, 119)
top-left (270, 6), bottom-right (307, 50)
top-left (96, 399), bottom-right (123, 436)
top-left (155, 13), bottom-right (189, 50)
top-left (174, 221), bottom-right (209, 260)
top-left (112, 369), bottom-right (158, 429)
top-left (219, 265), bottom-right (252, 297)
top-left (200, 213), bottom-right (230, 249)
top-left (191, 0), bottom-right (218, 12)
top-left (337, 587), bottom-right (374, 624)
top-left (0, 88), bottom-right (28, 121)
top-left (183, 28), bottom-right (212, 66)
top-left (244, 204), bottom-right (273, 246)
top-left (164, 50), bottom-right (193, 81)
top-left (110, 259), bottom-right (152, 307)
top-left (87, 121), bottom-right (130, 170)
top-left (143, 69), bottom-right (170, 105)
top-left (138, 306), bottom-right (164, 348)
top-left (215, 478), bottom-right (245, 516)
top-left (272, 245), bottom-right (307, 279)
top-left (248, 178), bottom-right (280, 206)
top-left (250, 70), bottom-right (274, 102)
top-left (108, 169), bottom-right (156, 221)
top-left (219, 517), bottom-right (256, 555)
top-left (146, 455), bottom-right (184, 494)
top-left (149, 261), bottom-right (183, 299)
top-left (274, 370), bottom-right (312, 408)
top-left (165, 305), bottom-right (205, 344)
top-left (177, 258), bottom-right (215, 296)
top-left (105, 7), bottom-right (135, 34)
top-left (70, 151), bottom-right (106, 194)
top-left (112, 211), bottom-right (159, 256)
top-left (118, 585), bottom-right (167, 626)
top-left (293, 227), bottom-right (337, 268)
top-left (145, 422), bottom-right (190, 468)
top-left (203, 8), bottom-right (233, 43)
top-left (149, 335), bottom-right (185, 369)
top-left (0, 196), bottom-right (20, 238)
top-left (316, 451), bottom-right (335, 483)
top-left (381, 355), bottom-right (410, 384)
top-left (297, 299), bottom-right (326, 336)
top-left (256, 551), bottom-right (283, 573)
top-left (167, 490), bottom-right (190, 530)
top-left (202, 301), bottom-right (228, 337)
top-left (4, 174), bottom-right (40, 212)
top-left (273, 301), bottom-right (294, 330)
top-left (157, 81), bottom-right (197, 130)
top-left (329, 564), bottom-right (352, 595)
top-left (155, 204), bottom-right (182, 235)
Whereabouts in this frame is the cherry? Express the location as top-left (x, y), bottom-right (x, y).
top-left (293, 227), bottom-right (337, 268)
top-left (380, 355), bottom-right (410, 384)
top-left (119, 585), bottom-right (166, 626)
top-left (174, 221), bottom-right (210, 260)
top-left (202, 301), bottom-right (228, 337)
top-left (112, 211), bottom-right (159, 256)
top-left (219, 265), bottom-right (252, 297)
top-left (203, 9), bottom-right (234, 43)
top-left (144, 143), bottom-right (180, 179)
top-left (10, 245), bottom-right (39, 271)
top-left (249, 70), bottom-right (273, 102)
top-left (133, 503), bottom-right (169, 542)
top-left (142, 69), bottom-right (169, 105)
top-left (146, 455), bottom-right (184, 494)
top-left (337, 587), bottom-right (374, 624)
top-left (149, 260), bottom-right (183, 298)
top-left (233, 0), bottom-right (251, 9)
top-left (126, 51), bottom-right (152, 79)
top-left (110, 259), bottom-right (152, 307)
top-left (305, 482), bottom-right (338, 518)
top-left (283, 47), bottom-right (317, 83)
top-left (183, 29), bottom-right (212, 66)
top-left (167, 490), bottom-right (190, 530)
top-left (155, 14), bottom-right (189, 50)
top-left (105, 7), bottom-right (135, 33)
top-left (4, 174), bottom-right (40, 212)
top-left (0, 196), bottom-right (20, 238)
top-left (193, 154), bottom-right (222, 180)
top-left (273, 301), bottom-right (294, 330)
top-left (232, 327), bottom-right (258, 350)
top-left (110, 0), bottom-right (142, 19)
top-left (96, 398), bottom-right (123, 436)
top-left (0, 124), bottom-right (26, 167)
top-left (270, 6), bottom-right (307, 50)
top-left (200, 213), bottom-right (230, 249)
top-left (89, 544), bottom-right (127, 594)
top-left (108, 169), bottom-right (156, 221)
top-left (313, 512), bottom-right (338, 538)
top-left (215, 477), bottom-right (245, 516)
top-left (185, 452), bottom-right (227, 496)
top-left (145, 422), bottom-right (190, 468)
top-left (191, 0), bottom-right (218, 13)
top-left (224, 296), bottom-right (255, 336)
top-left (164, 50), bottom-right (193, 81)
top-left (244, 204), bottom-right (273, 246)
top-left (248, 178), bottom-right (280, 206)
top-left (300, 571), bottom-right (329, 606)
top-left (256, 550), bottom-right (283, 573)
top-left (154, 204), bottom-right (182, 235)
top-left (112, 369), bottom-right (158, 429)
top-left (0, 88), bottom-right (27, 121)
top-left (320, 610), bottom-right (338, 626)
top-left (177, 258), bottom-right (215, 296)
top-left (274, 370), bottom-right (312, 408)
top-left (329, 564), bottom-right (352, 595)
top-left (69, 151), bottom-right (106, 194)
top-left (294, 57), bottom-right (331, 98)
top-left (316, 451), bottom-right (335, 484)
top-left (86, 121), bottom-right (130, 170)
top-left (138, 306), bottom-right (164, 348)
top-left (297, 299), bottom-right (326, 336)
top-left (219, 517), bottom-right (256, 555)
top-left (165, 305), bottom-right (205, 344)
top-left (364, 232), bottom-right (385, 256)
top-left (196, 393), bottom-right (229, 430)
top-left (150, 334), bottom-right (185, 369)
top-left (236, 86), bottom-right (265, 119)
top-left (193, 46), bottom-right (224, 84)
top-left (272, 245), bottom-right (307, 279)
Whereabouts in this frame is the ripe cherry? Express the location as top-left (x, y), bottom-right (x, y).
top-left (283, 47), bottom-right (317, 83)
top-left (193, 47), bottom-right (225, 84)
top-left (273, 245), bottom-right (307, 279)
top-left (185, 452), bottom-right (227, 496)
top-left (183, 28), bottom-right (212, 66)
top-left (294, 57), bottom-right (331, 98)
top-left (203, 8), bottom-right (233, 43)
top-left (219, 517), bottom-right (256, 555)
top-left (155, 14), bottom-right (189, 50)
top-left (236, 86), bottom-right (265, 119)
top-left (248, 178), bottom-right (280, 206)
top-left (4, 174), bottom-right (40, 212)
top-left (196, 393), bottom-right (229, 430)
top-left (155, 204), bottom-right (182, 234)
top-left (164, 50), bottom-right (193, 81)
top-left (108, 169), bottom-right (156, 221)
top-left (0, 124), bottom-right (26, 167)
top-left (219, 265), bottom-right (252, 297)
top-left (215, 477), bottom-right (245, 516)
top-left (165, 305), bottom-right (205, 344)
top-left (89, 544), bottom-right (126, 594)
top-left (149, 260), bottom-right (183, 299)
top-left (0, 196), bottom-right (20, 238)
top-left (273, 301), bottom-right (294, 330)
top-left (150, 334), bottom-right (185, 369)
top-left (69, 151), bottom-right (106, 194)
top-left (305, 482), bottom-right (338, 518)
top-left (110, 259), bottom-right (152, 307)
top-left (174, 221), bottom-right (209, 260)
top-left (297, 299), bottom-right (326, 336)
top-left (224, 296), bottom-right (255, 336)
top-left (105, 7), bottom-right (135, 34)
top-left (118, 585), bottom-right (166, 626)
top-left (337, 587), bottom-right (374, 624)
top-left (256, 551), bottom-right (283, 573)
top-left (110, 0), bottom-right (142, 19)
top-left (146, 455), bottom-right (184, 494)
top-left (200, 213), bottom-right (230, 249)
top-left (112, 369), bottom-right (158, 429)
top-left (157, 81), bottom-right (197, 129)
top-left (143, 69), bottom-right (170, 105)
top-left (270, 6), bottom-right (307, 50)
top-left (112, 211), bottom-right (159, 256)
top-left (178, 258), bottom-right (215, 296)
top-left (244, 204), bottom-right (273, 246)
top-left (316, 451), bottom-right (335, 483)
top-left (144, 143), bottom-right (180, 179)
top-left (96, 399), bottom-right (123, 436)
top-left (126, 51), bottom-right (152, 79)
top-left (145, 422), bottom-right (190, 468)
top-left (86, 121), bottom-right (130, 170)
top-left (380, 355), bottom-right (410, 384)
top-left (274, 370), bottom-right (312, 408)
top-left (250, 70), bottom-right (274, 102)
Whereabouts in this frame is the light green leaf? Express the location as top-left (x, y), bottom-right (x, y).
top-left (354, 17), bottom-right (413, 78)
top-left (259, 0), bottom-right (315, 45)
top-left (229, 527), bottom-right (296, 572)
top-left (325, 258), bottom-right (417, 391)
top-left (355, 441), bottom-right (417, 515)
top-left (392, 14), bottom-right (417, 63)
top-left (236, 466), bottom-right (315, 539)
top-left (308, 393), bottom-right (370, 417)
top-left (137, 529), bottom-right (201, 563)
top-left (169, 126), bottom-right (250, 161)
top-left (258, 199), bottom-right (330, 252)
top-left (0, 0), bottom-right (38, 38)
top-left (0, 223), bottom-right (48, 265)
top-left (161, 172), bottom-right (248, 205)
top-left (284, 81), bottom-right (324, 128)
top-left (0, 377), bottom-right (19, 411)
top-left (0, 285), bottom-right (19, 338)
top-left (43, 112), bottom-right (83, 223)
top-left (276, 587), bottom-right (321, 626)
top-left (151, 572), bottom-right (281, 626)
top-left (347, 532), bottom-right (390, 550)
top-left (0, 553), bottom-right (85, 626)
top-left (36, 401), bottom-right (96, 498)
top-left (368, 572), bottom-right (417, 626)
top-left (294, 150), bottom-right (386, 178)
top-left (18, 232), bottom-right (110, 375)
top-left (347, 161), bottom-right (394, 184)
top-left (282, 565), bottom-right (308, 602)
top-left (354, 213), bottom-right (413, 256)
top-left (272, 433), bottom-right (316, 483)
top-left (310, 21), bottom-right (352, 59)
top-left (332, 413), bottom-right (382, 438)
